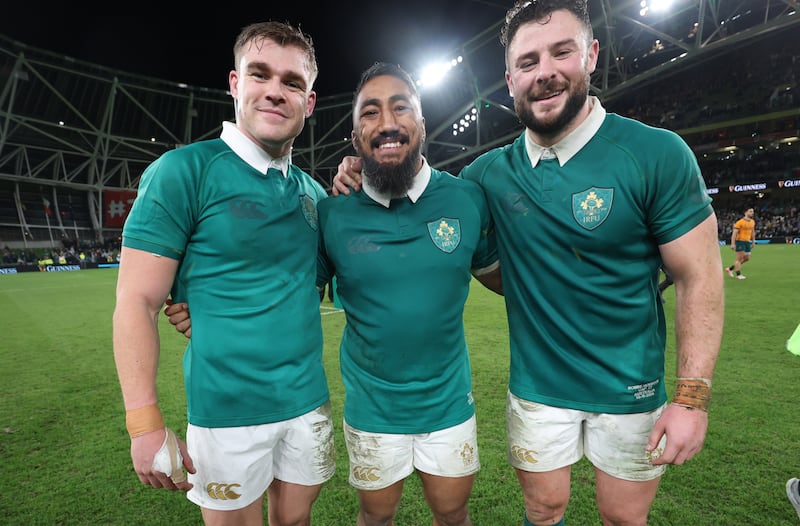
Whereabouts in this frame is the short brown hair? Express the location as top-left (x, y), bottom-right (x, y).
top-left (233, 21), bottom-right (318, 87)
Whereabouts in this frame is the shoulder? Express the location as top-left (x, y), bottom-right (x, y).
top-left (159, 138), bottom-right (229, 163)
top-left (600, 113), bottom-right (686, 147)
top-left (146, 140), bottom-right (232, 181)
top-left (318, 191), bottom-right (354, 214)
top-left (287, 165), bottom-right (328, 201)
top-left (139, 139), bottom-right (228, 188)
top-left (430, 168), bottom-right (487, 201)
top-left (460, 134), bottom-right (526, 182)
top-left (596, 114), bottom-right (696, 173)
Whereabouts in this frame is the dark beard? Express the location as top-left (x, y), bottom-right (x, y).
top-left (515, 76), bottom-right (589, 138)
top-left (362, 145), bottom-right (421, 198)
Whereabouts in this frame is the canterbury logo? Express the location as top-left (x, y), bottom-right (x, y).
top-left (229, 200), bottom-right (267, 219)
top-left (510, 445), bottom-right (539, 464)
top-left (206, 482), bottom-right (242, 500)
top-left (352, 466), bottom-right (381, 482)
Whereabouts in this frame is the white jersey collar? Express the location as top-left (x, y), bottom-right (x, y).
top-left (220, 121), bottom-right (290, 177)
top-left (362, 157), bottom-right (432, 208)
top-left (524, 96), bottom-right (606, 168)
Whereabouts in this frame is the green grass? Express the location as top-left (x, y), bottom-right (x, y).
top-left (1, 245), bottom-right (799, 525)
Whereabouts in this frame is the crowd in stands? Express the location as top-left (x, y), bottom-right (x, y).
top-left (1, 237), bottom-right (121, 268)
top-left (715, 199), bottom-right (800, 241)
top-left (606, 29), bottom-right (798, 137)
top-left (700, 147), bottom-right (798, 188)
top-left (605, 27), bottom-right (799, 191)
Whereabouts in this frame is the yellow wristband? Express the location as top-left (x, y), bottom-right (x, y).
top-left (125, 404), bottom-right (165, 438)
top-left (672, 378), bottom-right (712, 412)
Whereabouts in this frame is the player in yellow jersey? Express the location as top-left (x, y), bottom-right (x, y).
top-left (726, 207), bottom-right (755, 279)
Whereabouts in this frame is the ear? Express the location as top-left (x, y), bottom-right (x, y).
top-left (228, 69), bottom-right (239, 98)
top-left (350, 130), bottom-right (361, 154)
top-left (586, 39), bottom-right (600, 75)
top-left (505, 70), bottom-right (514, 98)
top-left (305, 90), bottom-right (317, 118)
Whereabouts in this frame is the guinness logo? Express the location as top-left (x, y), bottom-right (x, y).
top-left (206, 482), bottom-right (242, 500)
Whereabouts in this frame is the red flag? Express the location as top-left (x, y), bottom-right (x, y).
top-left (104, 190), bottom-right (137, 227)
top-left (42, 196), bottom-right (52, 216)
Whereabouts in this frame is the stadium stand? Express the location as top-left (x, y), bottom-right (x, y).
top-left (1, 1), bottom-right (798, 261)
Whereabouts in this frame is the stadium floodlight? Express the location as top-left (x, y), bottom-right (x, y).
top-left (639, 0), bottom-right (675, 16)
top-left (451, 107), bottom-right (480, 137)
top-left (416, 56), bottom-right (463, 89)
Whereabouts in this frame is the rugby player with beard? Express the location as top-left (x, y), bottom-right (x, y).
top-left (333, 2), bottom-right (724, 525)
top-left (315, 61), bottom-right (502, 526)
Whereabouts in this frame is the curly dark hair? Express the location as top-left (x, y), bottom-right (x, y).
top-left (500, 0), bottom-right (592, 49)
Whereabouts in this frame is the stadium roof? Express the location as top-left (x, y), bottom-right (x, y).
top-left (0, 0), bottom-right (797, 193)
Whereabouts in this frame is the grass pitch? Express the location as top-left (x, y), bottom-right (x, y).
top-left (1, 245), bottom-right (798, 524)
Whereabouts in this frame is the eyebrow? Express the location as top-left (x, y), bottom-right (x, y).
top-left (248, 61), bottom-right (307, 87)
top-left (359, 93), bottom-right (414, 108)
top-left (515, 37), bottom-right (579, 61)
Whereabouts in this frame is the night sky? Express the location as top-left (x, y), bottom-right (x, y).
top-left (0, 2), bottom-right (510, 96)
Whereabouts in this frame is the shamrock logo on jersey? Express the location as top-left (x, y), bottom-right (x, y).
top-left (427, 218), bottom-right (461, 253)
top-left (572, 187), bottom-right (613, 231)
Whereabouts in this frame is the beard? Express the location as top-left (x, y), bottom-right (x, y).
top-left (359, 135), bottom-right (423, 198)
top-left (515, 75), bottom-right (590, 138)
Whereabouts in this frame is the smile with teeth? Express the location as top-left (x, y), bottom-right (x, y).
top-left (535, 89), bottom-right (563, 101)
top-left (378, 142), bottom-right (403, 149)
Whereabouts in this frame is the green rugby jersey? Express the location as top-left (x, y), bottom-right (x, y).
top-left (318, 167), bottom-right (498, 433)
top-left (123, 138), bottom-right (329, 427)
top-left (461, 110), bottom-right (712, 414)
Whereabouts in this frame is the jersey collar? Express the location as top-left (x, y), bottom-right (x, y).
top-left (524, 96), bottom-right (606, 168)
top-left (362, 157), bottom-right (432, 208)
top-left (220, 121), bottom-right (290, 177)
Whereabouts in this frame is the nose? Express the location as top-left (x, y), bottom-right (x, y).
top-left (535, 54), bottom-right (558, 83)
top-left (264, 77), bottom-right (286, 101)
top-left (378, 109), bottom-right (399, 132)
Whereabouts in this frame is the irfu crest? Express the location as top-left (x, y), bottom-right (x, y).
top-left (427, 217), bottom-right (461, 253)
top-left (572, 187), bottom-right (613, 231)
top-left (299, 195), bottom-right (318, 231)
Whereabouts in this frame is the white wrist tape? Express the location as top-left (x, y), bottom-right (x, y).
top-left (151, 428), bottom-right (185, 483)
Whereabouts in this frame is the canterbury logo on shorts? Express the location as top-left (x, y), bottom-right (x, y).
top-left (510, 444), bottom-right (539, 464)
top-left (351, 465), bottom-right (381, 482)
top-left (206, 482), bottom-right (242, 500)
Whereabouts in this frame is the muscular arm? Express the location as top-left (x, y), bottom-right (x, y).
top-left (113, 246), bottom-right (192, 489)
top-left (113, 246), bottom-right (178, 412)
top-left (662, 214), bottom-right (724, 380)
top-left (649, 213), bottom-right (724, 465)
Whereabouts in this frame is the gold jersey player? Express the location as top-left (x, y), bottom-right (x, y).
top-left (726, 207), bottom-right (756, 279)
